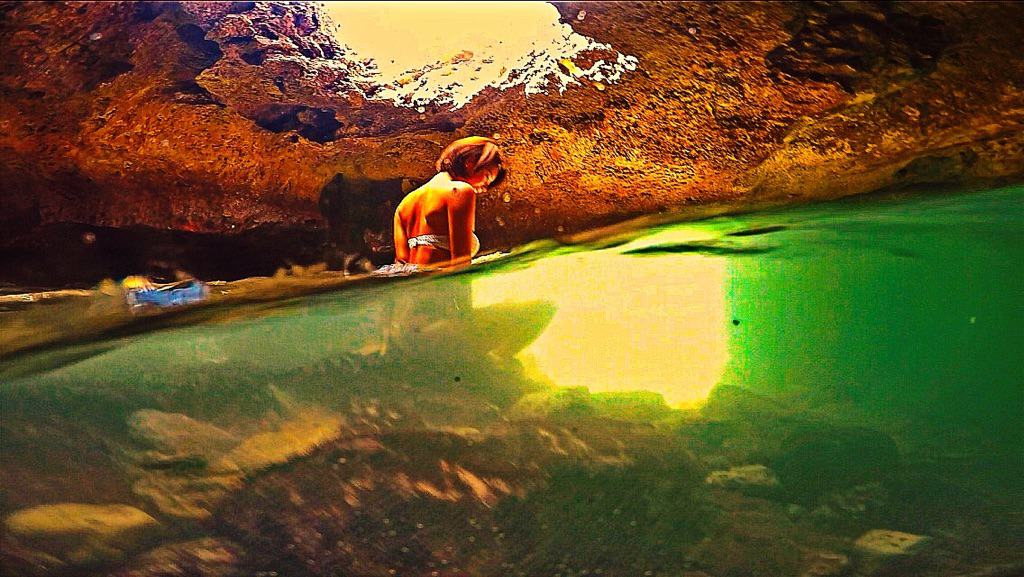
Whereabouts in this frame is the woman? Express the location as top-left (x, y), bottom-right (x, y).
top-left (363, 137), bottom-right (503, 356)
top-left (390, 136), bottom-right (505, 271)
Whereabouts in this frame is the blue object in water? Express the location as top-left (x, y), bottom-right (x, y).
top-left (127, 279), bottom-right (209, 309)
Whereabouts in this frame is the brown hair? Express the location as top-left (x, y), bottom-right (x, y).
top-left (435, 136), bottom-right (505, 185)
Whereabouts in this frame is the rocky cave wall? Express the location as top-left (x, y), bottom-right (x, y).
top-left (1, 1), bottom-right (1023, 285)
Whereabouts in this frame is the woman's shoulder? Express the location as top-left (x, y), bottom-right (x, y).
top-left (417, 176), bottom-right (475, 203)
top-left (445, 181), bottom-right (476, 203)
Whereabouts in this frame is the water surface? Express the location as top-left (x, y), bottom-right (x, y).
top-left (1, 187), bottom-right (1022, 576)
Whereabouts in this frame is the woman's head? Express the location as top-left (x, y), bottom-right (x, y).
top-left (436, 136), bottom-right (505, 190)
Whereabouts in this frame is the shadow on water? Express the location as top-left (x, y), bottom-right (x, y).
top-left (1, 186), bottom-right (1023, 577)
top-left (622, 241), bottom-right (774, 256)
top-left (725, 225), bottom-right (789, 237)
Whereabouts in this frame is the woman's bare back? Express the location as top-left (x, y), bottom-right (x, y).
top-left (394, 174), bottom-right (476, 266)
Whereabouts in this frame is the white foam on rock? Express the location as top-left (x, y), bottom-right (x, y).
top-left (319, 2), bottom-right (637, 109)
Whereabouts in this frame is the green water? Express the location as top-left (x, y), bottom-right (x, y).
top-left (1, 187), bottom-right (1022, 577)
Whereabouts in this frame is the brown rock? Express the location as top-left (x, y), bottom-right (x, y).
top-left (115, 538), bottom-right (243, 577)
top-left (1, 2), bottom-right (1023, 286)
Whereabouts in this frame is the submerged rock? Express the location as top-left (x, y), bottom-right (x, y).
top-left (130, 471), bottom-right (243, 521)
top-left (122, 391), bottom-right (346, 520)
top-left (800, 550), bottom-right (850, 577)
top-left (705, 464), bottom-right (780, 493)
top-left (125, 403), bottom-right (344, 520)
top-left (701, 385), bottom-right (787, 421)
top-left (213, 407), bottom-right (344, 474)
top-left (508, 386), bottom-right (598, 419)
top-left (115, 538), bottom-right (243, 577)
top-left (509, 386), bottom-right (673, 422)
top-left (854, 529), bottom-right (931, 557)
top-left (3, 503), bottom-right (161, 566)
top-left (689, 385), bottom-right (796, 465)
top-left (215, 419), bottom-right (704, 576)
top-left (854, 529), bottom-right (931, 575)
top-left (128, 409), bottom-right (240, 464)
top-left (851, 528), bottom-right (933, 573)
top-left (809, 482), bottom-right (890, 533)
top-left (773, 425), bottom-right (900, 503)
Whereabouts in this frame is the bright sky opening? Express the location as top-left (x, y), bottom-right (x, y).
top-left (320, 2), bottom-right (637, 109)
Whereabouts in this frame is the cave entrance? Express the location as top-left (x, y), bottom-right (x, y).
top-left (320, 2), bottom-right (636, 109)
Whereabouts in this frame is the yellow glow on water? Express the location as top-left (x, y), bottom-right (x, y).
top-left (473, 240), bottom-right (729, 406)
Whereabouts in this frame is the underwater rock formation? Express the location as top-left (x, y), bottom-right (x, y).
top-left (1, 1), bottom-right (1023, 284)
top-left (215, 420), bottom-right (706, 577)
top-left (705, 464), bottom-right (781, 493)
top-left (113, 538), bottom-right (243, 577)
top-left (2, 503), bottom-right (161, 567)
top-left (773, 424), bottom-right (901, 503)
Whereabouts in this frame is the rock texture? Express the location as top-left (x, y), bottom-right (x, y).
top-left (216, 421), bottom-right (705, 577)
top-left (1, 1), bottom-right (1023, 285)
top-left (3, 503), bottom-right (161, 567)
top-left (113, 538), bottom-right (243, 577)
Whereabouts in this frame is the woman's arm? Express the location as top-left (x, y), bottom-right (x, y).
top-left (447, 184), bottom-right (476, 267)
top-left (393, 208), bottom-right (409, 263)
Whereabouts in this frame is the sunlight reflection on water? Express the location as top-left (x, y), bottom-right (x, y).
top-left (473, 228), bottom-right (728, 405)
